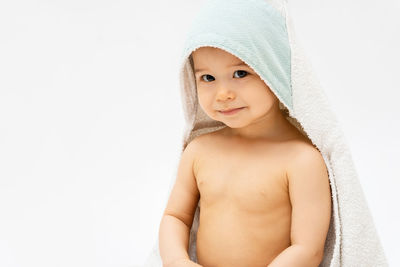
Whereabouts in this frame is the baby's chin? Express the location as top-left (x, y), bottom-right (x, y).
top-left (214, 117), bottom-right (251, 129)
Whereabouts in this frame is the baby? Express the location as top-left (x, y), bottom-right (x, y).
top-left (158, 46), bottom-right (332, 267)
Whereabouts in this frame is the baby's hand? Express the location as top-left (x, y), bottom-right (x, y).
top-left (164, 258), bottom-right (203, 267)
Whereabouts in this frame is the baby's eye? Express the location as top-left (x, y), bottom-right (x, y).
top-left (234, 70), bottom-right (248, 78)
top-left (200, 74), bottom-right (215, 82)
top-left (199, 70), bottom-right (248, 83)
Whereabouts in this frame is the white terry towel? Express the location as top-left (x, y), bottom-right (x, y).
top-left (142, 0), bottom-right (388, 266)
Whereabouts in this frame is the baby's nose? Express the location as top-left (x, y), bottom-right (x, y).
top-left (216, 86), bottom-right (235, 101)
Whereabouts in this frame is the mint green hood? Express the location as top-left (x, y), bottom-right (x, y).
top-left (181, 0), bottom-right (292, 110)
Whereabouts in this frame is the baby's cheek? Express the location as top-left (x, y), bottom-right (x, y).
top-left (197, 96), bottom-right (215, 118)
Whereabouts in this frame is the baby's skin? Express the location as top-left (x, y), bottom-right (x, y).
top-left (195, 126), bottom-right (323, 266)
top-left (159, 47), bottom-right (331, 267)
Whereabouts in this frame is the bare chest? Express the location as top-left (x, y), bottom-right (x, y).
top-left (194, 140), bottom-right (293, 266)
top-left (194, 143), bottom-right (290, 214)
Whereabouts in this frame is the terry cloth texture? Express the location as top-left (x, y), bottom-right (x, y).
top-left (142, 0), bottom-right (388, 266)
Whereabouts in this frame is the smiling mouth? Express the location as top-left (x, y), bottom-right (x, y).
top-left (218, 107), bottom-right (245, 115)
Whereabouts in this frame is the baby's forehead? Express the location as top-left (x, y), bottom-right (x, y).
top-left (190, 47), bottom-right (250, 70)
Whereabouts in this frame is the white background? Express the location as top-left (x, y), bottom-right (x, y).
top-left (0, 0), bottom-right (399, 266)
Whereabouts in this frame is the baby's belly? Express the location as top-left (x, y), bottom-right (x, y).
top-left (196, 203), bottom-right (291, 267)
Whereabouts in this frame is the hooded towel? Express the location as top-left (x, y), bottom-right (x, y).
top-left (142, 0), bottom-right (388, 266)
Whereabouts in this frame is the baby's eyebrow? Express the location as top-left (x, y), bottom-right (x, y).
top-left (194, 62), bottom-right (248, 74)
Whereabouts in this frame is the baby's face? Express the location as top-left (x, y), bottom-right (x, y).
top-left (191, 46), bottom-right (278, 128)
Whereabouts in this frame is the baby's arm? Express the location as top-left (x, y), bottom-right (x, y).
top-left (268, 146), bottom-right (332, 267)
top-left (158, 138), bottom-right (202, 267)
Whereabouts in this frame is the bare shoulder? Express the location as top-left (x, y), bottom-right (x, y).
top-left (185, 131), bottom-right (214, 152)
top-left (188, 129), bottom-right (222, 149)
top-left (184, 132), bottom-right (216, 175)
top-left (287, 139), bottom-right (327, 171)
top-left (285, 137), bottom-right (331, 203)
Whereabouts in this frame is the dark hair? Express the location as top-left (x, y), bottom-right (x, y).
top-left (189, 54), bottom-right (195, 74)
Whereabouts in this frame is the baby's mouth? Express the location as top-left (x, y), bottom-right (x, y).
top-left (218, 107), bottom-right (245, 115)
